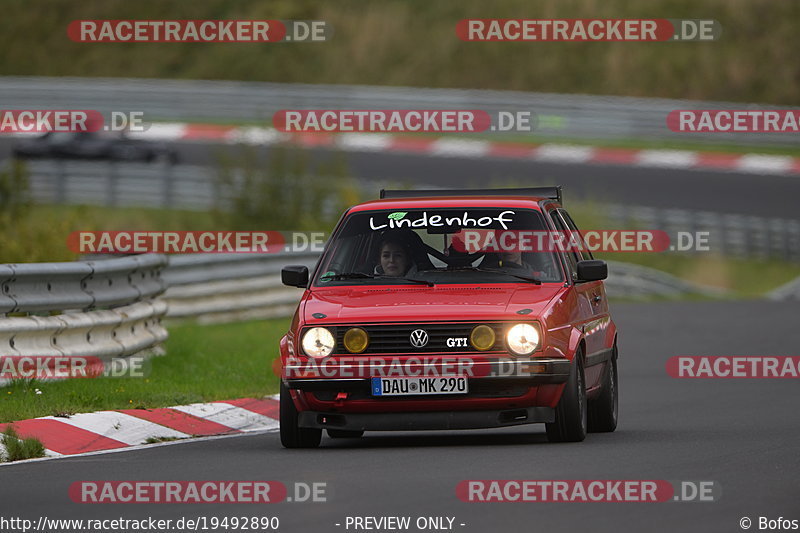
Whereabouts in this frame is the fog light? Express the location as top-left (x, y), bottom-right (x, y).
top-left (343, 327), bottom-right (369, 354)
top-left (470, 325), bottom-right (496, 351)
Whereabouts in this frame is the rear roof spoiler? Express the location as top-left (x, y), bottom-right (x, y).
top-left (379, 186), bottom-right (562, 205)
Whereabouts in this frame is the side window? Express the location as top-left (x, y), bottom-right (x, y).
top-left (549, 210), bottom-right (578, 279)
top-left (558, 209), bottom-right (594, 261)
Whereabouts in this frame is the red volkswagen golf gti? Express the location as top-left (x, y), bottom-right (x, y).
top-left (279, 187), bottom-right (618, 447)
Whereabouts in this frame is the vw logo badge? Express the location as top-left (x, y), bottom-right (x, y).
top-left (409, 329), bottom-right (429, 348)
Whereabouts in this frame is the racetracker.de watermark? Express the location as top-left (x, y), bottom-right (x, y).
top-left (0, 356), bottom-right (148, 379)
top-left (279, 356), bottom-right (589, 380)
top-left (68, 231), bottom-right (326, 254)
top-left (69, 481), bottom-right (326, 504)
top-left (0, 110), bottom-right (146, 133)
top-left (68, 20), bottom-right (331, 42)
top-left (456, 19), bottom-right (721, 42)
top-left (273, 110), bottom-right (548, 133)
top-left (667, 110), bottom-right (800, 133)
top-left (70, 481), bottom-right (285, 503)
top-left (274, 110), bottom-right (492, 133)
top-left (450, 229), bottom-right (711, 253)
top-left (457, 480), bottom-right (720, 502)
top-left (666, 356), bottom-right (800, 378)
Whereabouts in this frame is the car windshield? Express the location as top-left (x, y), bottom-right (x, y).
top-left (313, 207), bottom-right (564, 286)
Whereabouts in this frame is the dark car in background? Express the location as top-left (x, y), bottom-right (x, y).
top-left (11, 131), bottom-right (177, 163)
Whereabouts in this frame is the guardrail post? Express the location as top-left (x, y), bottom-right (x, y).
top-left (55, 160), bottom-right (67, 204)
top-left (107, 161), bottom-right (118, 207)
top-left (163, 159), bottom-right (174, 208)
top-left (788, 221), bottom-right (800, 263)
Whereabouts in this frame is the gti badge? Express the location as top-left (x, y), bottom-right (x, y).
top-left (409, 329), bottom-right (429, 348)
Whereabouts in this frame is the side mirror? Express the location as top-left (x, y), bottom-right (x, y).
top-left (576, 260), bottom-right (607, 282)
top-left (282, 265), bottom-right (309, 288)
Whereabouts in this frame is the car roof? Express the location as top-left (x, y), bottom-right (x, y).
top-left (350, 196), bottom-right (557, 213)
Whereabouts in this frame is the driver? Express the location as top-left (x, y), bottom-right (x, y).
top-left (375, 233), bottom-right (418, 277)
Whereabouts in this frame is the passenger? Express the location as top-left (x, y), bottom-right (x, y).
top-left (498, 250), bottom-right (527, 268)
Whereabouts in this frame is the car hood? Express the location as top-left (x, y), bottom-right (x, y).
top-left (303, 284), bottom-right (563, 323)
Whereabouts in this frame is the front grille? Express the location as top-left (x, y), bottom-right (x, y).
top-left (330, 322), bottom-right (507, 354)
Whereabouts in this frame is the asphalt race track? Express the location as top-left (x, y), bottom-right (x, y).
top-left (3, 300), bottom-right (798, 533)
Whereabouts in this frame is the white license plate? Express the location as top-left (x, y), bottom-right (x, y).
top-left (371, 376), bottom-right (469, 396)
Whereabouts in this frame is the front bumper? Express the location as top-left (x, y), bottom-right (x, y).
top-left (298, 406), bottom-right (555, 431)
top-left (283, 358), bottom-right (570, 427)
top-left (284, 357), bottom-right (572, 389)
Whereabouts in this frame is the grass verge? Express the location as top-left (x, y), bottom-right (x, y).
top-left (0, 318), bottom-right (287, 423)
top-left (1, 426), bottom-right (46, 462)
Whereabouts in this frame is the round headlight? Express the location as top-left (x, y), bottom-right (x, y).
top-left (506, 323), bottom-right (540, 356)
top-left (470, 325), bottom-right (496, 351)
top-left (301, 327), bottom-right (335, 358)
top-left (343, 327), bottom-right (369, 353)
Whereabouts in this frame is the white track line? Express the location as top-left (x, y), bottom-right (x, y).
top-left (41, 411), bottom-right (189, 445)
top-left (337, 132), bottom-right (393, 151)
top-left (171, 402), bottom-right (279, 432)
top-left (429, 139), bottom-right (491, 158)
top-left (736, 154), bottom-right (795, 174)
top-left (533, 144), bottom-right (594, 163)
top-left (636, 149), bottom-right (699, 168)
top-left (226, 127), bottom-right (287, 145)
top-left (126, 122), bottom-right (187, 141)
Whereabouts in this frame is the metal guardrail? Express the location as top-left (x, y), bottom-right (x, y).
top-left (25, 160), bottom-right (220, 211)
top-left (163, 252), bottom-right (318, 286)
top-left (0, 301), bottom-right (167, 358)
top-left (604, 261), bottom-right (728, 300)
top-left (606, 204), bottom-right (800, 263)
top-left (0, 254), bottom-right (167, 313)
top-left (1, 76), bottom-right (798, 147)
top-left (0, 255), bottom-right (169, 368)
top-left (161, 252), bottom-right (319, 323)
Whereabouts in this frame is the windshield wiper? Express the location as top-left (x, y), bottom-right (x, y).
top-left (320, 272), bottom-right (434, 286)
top-left (419, 266), bottom-right (542, 285)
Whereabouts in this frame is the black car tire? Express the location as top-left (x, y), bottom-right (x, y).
top-left (588, 343), bottom-right (618, 433)
top-left (280, 381), bottom-right (321, 449)
top-left (546, 348), bottom-right (587, 443)
top-left (327, 429), bottom-right (364, 439)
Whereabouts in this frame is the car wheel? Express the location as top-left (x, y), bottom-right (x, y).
top-left (546, 348), bottom-right (587, 443)
top-left (588, 343), bottom-right (618, 433)
top-left (327, 429), bottom-right (364, 439)
top-left (280, 381), bottom-right (321, 449)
